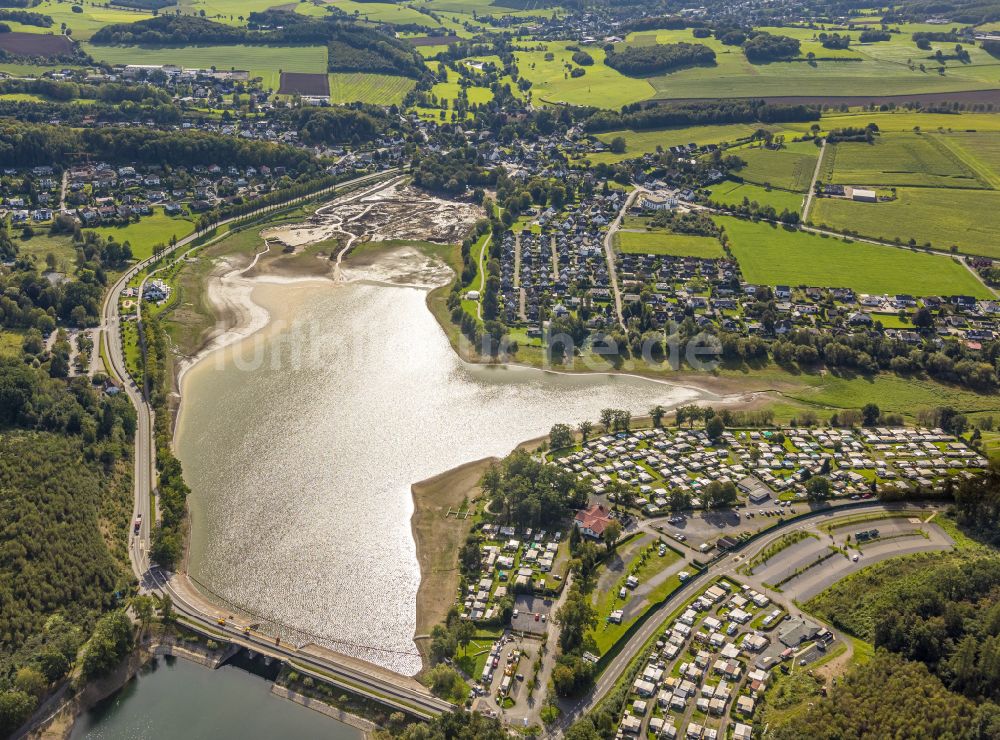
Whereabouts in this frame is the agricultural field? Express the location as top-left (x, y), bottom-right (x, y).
top-left (715, 215), bottom-right (992, 297)
top-left (328, 73), bottom-right (415, 105)
top-left (0, 31), bottom-right (73, 57)
top-left (15, 232), bottom-right (78, 272)
top-left (783, 110), bottom-right (1000, 136)
top-left (820, 133), bottom-right (989, 189)
top-left (515, 42), bottom-right (654, 109)
top-left (622, 27), bottom-right (1000, 100)
top-left (705, 181), bottom-right (805, 214)
top-left (89, 208), bottom-right (196, 261)
top-left (80, 43), bottom-right (328, 91)
top-left (810, 187), bottom-right (1000, 258)
top-left (328, 0), bottom-right (442, 26)
top-left (614, 230), bottom-right (726, 258)
top-left (734, 141), bottom-right (820, 192)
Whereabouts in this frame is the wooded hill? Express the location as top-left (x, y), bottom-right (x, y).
top-left (89, 12), bottom-right (426, 78)
top-left (604, 42), bottom-right (716, 76)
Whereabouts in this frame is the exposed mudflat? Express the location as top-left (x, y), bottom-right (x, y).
top-left (262, 179), bottom-right (484, 250)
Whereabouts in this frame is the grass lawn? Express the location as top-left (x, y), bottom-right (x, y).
top-left (716, 216), bottom-right (992, 297)
top-left (735, 141), bottom-right (820, 192)
top-left (589, 543), bottom-right (683, 655)
top-left (615, 230), bottom-right (725, 258)
top-left (516, 42), bottom-right (654, 109)
top-left (90, 208), bottom-right (196, 261)
top-left (591, 123), bottom-right (766, 165)
top-left (81, 43), bottom-right (328, 92)
top-left (820, 133), bottom-right (987, 189)
top-left (706, 181), bottom-right (805, 214)
top-left (809, 186), bottom-right (1000, 258)
top-left (328, 72), bottom-right (415, 105)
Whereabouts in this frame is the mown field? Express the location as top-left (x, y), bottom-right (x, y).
top-left (716, 216), bottom-right (992, 296)
top-left (328, 72), bottom-right (415, 105)
top-left (821, 133), bottom-right (988, 189)
top-left (810, 187), bottom-right (1000, 258)
top-left (625, 26), bottom-right (1000, 100)
top-left (590, 123), bottom-right (769, 165)
top-left (615, 230), bottom-right (726, 258)
top-left (706, 181), bottom-right (805, 214)
top-left (27, 0), bottom-right (153, 40)
top-left (89, 208), bottom-right (196, 261)
top-left (80, 43), bottom-right (328, 91)
top-left (515, 42), bottom-right (654, 109)
top-left (734, 141), bottom-right (820, 192)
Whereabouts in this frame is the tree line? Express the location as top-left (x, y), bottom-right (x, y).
top-left (584, 99), bottom-right (819, 133)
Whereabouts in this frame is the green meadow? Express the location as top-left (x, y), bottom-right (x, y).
top-left (810, 187), bottom-right (1000, 259)
top-left (716, 215), bottom-right (991, 296)
top-left (589, 123), bottom-right (774, 165)
top-left (821, 133), bottom-right (988, 189)
top-left (328, 73), bottom-right (415, 105)
top-left (615, 230), bottom-right (726, 258)
top-left (515, 42), bottom-right (654, 109)
top-left (706, 181), bottom-right (805, 214)
top-left (90, 208), bottom-right (196, 261)
top-left (734, 141), bottom-right (820, 192)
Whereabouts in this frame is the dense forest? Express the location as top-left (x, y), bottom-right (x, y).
top-left (771, 651), bottom-right (997, 739)
top-left (411, 147), bottom-right (495, 195)
top-left (0, 353), bottom-right (136, 735)
top-left (604, 42), bottom-right (716, 76)
top-left (584, 99), bottom-right (819, 133)
top-left (294, 106), bottom-right (385, 146)
top-left (0, 8), bottom-right (50, 26)
top-left (480, 449), bottom-right (587, 529)
top-left (0, 121), bottom-right (319, 171)
top-left (743, 32), bottom-right (802, 62)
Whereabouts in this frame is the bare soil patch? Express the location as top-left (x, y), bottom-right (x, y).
top-left (411, 457), bottom-right (492, 665)
top-left (0, 32), bottom-right (73, 56)
top-left (278, 71), bottom-right (330, 96)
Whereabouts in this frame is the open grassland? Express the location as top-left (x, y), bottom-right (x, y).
top-left (716, 215), bottom-right (991, 296)
top-left (31, 0), bottom-right (153, 40)
top-left (735, 141), bottom-right (820, 191)
top-left (615, 230), bottom-right (725, 258)
top-left (590, 123), bottom-right (768, 165)
top-left (515, 42), bottom-right (654, 109)
top-left (90, 208), bottom-right (195, 261)
top-left (940, 132), bottom-right (1000, 189)
top-left (430, 65), bottom-right (494, 106)
top-left (810, 187), bottom-right (1000, 258)
top-left (729, 366), bottom-right (1000, 417)
top-left (328, 0), bottom-right (442, 25)
top-left (706, 181), bottom-right (805, 214)
top-left (785, 110), bottom-right (1000, 136)
top-left (821, 133), bottom-right (988, 188)
top-left (80, 43), bottom-right (327, 91)
top-left (623, 27), bottom-right (1000, 100)
top-left (328, 72), bottom-right (415, 105)
top-left (16, 233), bottom-right (78, 272)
